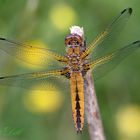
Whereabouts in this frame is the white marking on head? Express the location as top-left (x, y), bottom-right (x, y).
top-left (70, 26), bottom-right (84, 37)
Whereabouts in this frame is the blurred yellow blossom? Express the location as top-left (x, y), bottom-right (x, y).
top-left (116, 105), bottom-right (140, 139)
top-left (50, 4), bottom-right (77, 31)
top-left (17, 40), bottom-right (50, 69)
top-left (23, 84), bottom-right (64, 114)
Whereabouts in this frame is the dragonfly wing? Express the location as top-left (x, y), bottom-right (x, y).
top-left (89, 41), bottom-right (140, 80)
top-left (86, 8), bottom-right (132, 60)
top-left (0, 69), bottom-right (68, 90)
top-left (0, 38), bottom-right (67, 67)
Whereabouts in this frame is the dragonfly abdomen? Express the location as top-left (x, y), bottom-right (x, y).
top-left (70, 72), bottom-right (84, 133)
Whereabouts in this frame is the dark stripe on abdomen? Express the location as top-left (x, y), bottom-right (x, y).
top-left (75, 84), bottom-right (82, 132)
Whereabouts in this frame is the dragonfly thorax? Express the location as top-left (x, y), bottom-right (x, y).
top-left (66, 50), bottom-right (86, 75)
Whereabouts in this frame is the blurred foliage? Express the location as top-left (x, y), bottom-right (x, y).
top-left (0, 0), bottom-right (140, 140)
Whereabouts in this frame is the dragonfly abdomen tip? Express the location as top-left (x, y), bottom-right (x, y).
top-left (76, 128), bottom-right (82, 134)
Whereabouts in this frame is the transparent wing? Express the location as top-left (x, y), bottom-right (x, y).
top-left (88, 41), bottom-right (140, 80)
top-left (0, 38), bottom-right (68, 67)
top-left (85, 8), bottom-right (132, 60)
top-left (0, 69), bottom-right (68, 90)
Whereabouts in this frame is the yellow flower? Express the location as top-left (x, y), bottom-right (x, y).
top-left (116, 105), bottom-right (140, 139)
top-left (50, 4), bottom-right (77, 31)
top-left (23, 84), bottom-right (64, 114)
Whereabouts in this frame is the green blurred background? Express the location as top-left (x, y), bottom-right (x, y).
top-left (0, 0), bottom-right (140, 140)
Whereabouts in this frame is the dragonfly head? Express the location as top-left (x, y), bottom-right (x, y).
top-left (65, 26), bottom-right (86, 52)
top-left (65, 34), bottom-right (84, 48)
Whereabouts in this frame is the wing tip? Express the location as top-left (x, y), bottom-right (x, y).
top-left (121, 8), bottom-right (132, 15)
top-left (132, 40), bottom-right (140, 45)
top-left (0, 77), bottom-right (4, 79)
top-left (0, 37), bottom-right (6, 41)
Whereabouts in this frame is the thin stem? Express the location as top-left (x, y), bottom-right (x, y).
top-left (84, 71), bottom-right (105, 140)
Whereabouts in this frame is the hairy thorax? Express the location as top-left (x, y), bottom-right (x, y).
top-left (66, 47), bottom-right (85, 74)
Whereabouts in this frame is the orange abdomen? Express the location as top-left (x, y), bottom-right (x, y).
top-left (70, 72), bottom-right (84, 133)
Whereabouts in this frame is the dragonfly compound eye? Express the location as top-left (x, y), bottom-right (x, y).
top-left (65, 34), bottom-right (84, 47)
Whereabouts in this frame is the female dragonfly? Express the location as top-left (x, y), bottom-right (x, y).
top-left (0, 8), bottom-right (139, 133)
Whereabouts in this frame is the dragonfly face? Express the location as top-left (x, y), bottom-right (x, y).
top-left (0, 8), bottom-right (140, 133)
top-left (65, 34), bottom-right (84, 48)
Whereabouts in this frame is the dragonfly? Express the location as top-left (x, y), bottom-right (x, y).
top-left (0, 8), bottom-right (140, 133)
